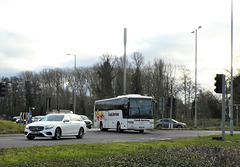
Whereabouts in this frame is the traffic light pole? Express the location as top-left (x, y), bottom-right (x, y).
top-left (214, 74), bottom-right (226, 141)
top-left (221, 75), bottom-right (225, 141)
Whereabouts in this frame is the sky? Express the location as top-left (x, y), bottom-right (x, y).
top-left (0, 0), bottom-right (240, 92)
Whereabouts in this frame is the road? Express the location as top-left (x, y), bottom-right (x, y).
top-left (0, 128), bottom-right (232, 148)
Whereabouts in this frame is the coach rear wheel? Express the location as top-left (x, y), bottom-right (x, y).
top-left (100, 122), bottom-right (104, 131)
top-left (100, 122), bottom-right (108, 131)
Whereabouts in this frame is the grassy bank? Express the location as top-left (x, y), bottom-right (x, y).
top-left (1, 134), bottom-right (240, 166)
top-left (0, 120), bottom-right (24, 134)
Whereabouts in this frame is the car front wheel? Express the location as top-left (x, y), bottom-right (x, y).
top-left (27, 136), bottom-right (35, 140)
top-left (156, 124), bottom-right (162, 129)
top-left (177, 125), bottom-right (182, 128)
top-left (53, 127), bottom-right (61, 140)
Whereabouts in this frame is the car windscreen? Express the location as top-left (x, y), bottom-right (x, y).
top-left (41, 115), bottom-right (64, 121)
top-left (81, 115), bottom-right (89, 120)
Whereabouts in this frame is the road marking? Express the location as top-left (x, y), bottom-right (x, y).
top-left (159, 138), bottom-right (173, 141)
top-left (0, 139), bottom-right (13, 141)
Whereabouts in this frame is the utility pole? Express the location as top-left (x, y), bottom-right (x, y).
top-left (67, 54), bottom-right (77, 114)
top-left (230, 0), bottom-right (234, 136)
top-left (123, 28), bottom-right (127, 95)
top-left (191, 26), bottom-right (201, 128)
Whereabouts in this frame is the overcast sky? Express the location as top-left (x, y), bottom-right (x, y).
top-left (0, 0), bottom-right (240, 92)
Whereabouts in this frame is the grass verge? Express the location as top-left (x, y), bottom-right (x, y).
top-left (0, 120), bottom-right (24, 134)
top-left (0, 134), bottom-right (240, 166)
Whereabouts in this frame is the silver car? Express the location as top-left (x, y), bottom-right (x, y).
top-left (156, 118), bottom-right (186, 128)
top-left (32, 116), bottom-right (44, 122)
top-left (25, 113), bottom-right (86, 140)
top-left (80, 115), bottom-right (92, 129)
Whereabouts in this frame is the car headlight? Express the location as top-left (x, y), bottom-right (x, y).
top-left (25, 126), bottom-right (29, 130)
top-left (45, 125), bottom-right (54, 130)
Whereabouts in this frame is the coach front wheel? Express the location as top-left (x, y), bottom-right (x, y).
top-left (117, 122), bottom-right (124, 133)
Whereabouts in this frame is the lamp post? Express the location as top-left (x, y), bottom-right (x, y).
top-left (191, 26), bottom-right (201, 128)
top-left (67, 54), bottom-right (76, 114)
top-left (123, 28), bottom-right (127, 95)
top-left (230, 0), bottom-right (233, 136)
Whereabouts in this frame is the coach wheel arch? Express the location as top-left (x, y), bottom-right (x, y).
top-left (100, 121), bottom-right (103, 131)
top-left (117, 122), bottom-right (124, 133)
top-left (100, 121), bottom-right (108, 131)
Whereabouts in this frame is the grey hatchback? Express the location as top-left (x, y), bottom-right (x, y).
top-left (156, 118), bottom-right (186, 129)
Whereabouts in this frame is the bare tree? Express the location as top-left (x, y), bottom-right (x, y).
top-left (131, 52), bottom-right (144, 68)
top-left (130, 52), bottom-right (145, 94)
top-left (179, 65), bottom-right (194, 119)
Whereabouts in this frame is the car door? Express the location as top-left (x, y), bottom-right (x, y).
top-left (70, 115), bottom-right (81, 135)
top-left (163, 119), bottom-right (169, 128)
top-left (61, 115), bottom-right (72, 135)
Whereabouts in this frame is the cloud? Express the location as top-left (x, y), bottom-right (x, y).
top-left (0, 29), bottom-right (39, 76)
top-left (134, 32), bottom-right (193, 66)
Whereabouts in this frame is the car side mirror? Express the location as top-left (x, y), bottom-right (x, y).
top-left (63, 119), bottom-right (70, 123)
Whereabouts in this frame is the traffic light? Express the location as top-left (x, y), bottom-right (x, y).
top-left (173, 98), bottom-right (177, 107)
top-left (214, 74), bottom-right (223, 93)
top-left (192, 100), bottom-right (195, 111)
top-left (167, 97), bottom-right (171, 107)
top-left (0, 83), bottom-right (6, 97)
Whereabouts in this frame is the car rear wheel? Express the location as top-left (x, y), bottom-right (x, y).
top-left (53, 127), bottom-right (61, 140)
top-left (76, 127), bottom-right (84, 139)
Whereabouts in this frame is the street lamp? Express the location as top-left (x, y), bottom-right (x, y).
top-left (191, 26), bottom-right (201, 128)
top-left (230, 0), bottom-right (233, 136)
top-left (123, 28), bottom-right (127, 95)
top-left (67, 54), bottom-right (76, 114)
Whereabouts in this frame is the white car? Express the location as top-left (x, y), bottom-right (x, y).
top-left (25, 113), bottom-right (86, 140)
